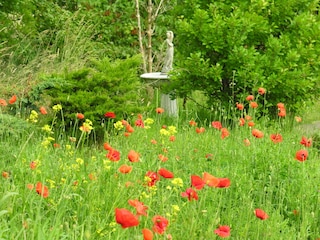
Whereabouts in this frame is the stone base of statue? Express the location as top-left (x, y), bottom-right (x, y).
top-left (140, 72), bottom-right (178, 117)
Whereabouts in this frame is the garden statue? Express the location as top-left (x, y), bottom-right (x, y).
top-left (161, 31), bottom-right (174, 74)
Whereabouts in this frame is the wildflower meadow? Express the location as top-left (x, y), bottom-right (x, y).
top-left (0, 90), bottom-right (319, 240)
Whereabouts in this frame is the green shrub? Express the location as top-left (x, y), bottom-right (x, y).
top-left (41, 55), bottom-right (148, 140)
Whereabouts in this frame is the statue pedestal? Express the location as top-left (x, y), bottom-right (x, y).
top-left (140, 72), bottom-right (178, 117)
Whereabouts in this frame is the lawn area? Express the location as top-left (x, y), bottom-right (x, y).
top-left (0, 95), bottom-right (319, 240)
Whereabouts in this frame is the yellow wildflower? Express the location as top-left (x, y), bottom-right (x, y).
top-left (52, 104), bottom-right (62, 112)
top-left (113, 121), bottom-right (124, 130)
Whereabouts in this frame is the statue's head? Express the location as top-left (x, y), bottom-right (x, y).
top-left (167, 31), bottom-right (174, 41)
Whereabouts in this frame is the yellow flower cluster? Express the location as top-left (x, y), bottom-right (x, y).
top-left (160, 125), bottom-right (177, 136)
top-left (113, 121), bottom-right (124, 130)
top-left (80, 119), bottom-right (94, 133)
top-left (52, 104), bottom-right (62, 112)
top-left (28, 110), bottom-right (38, 123)
top-left (41, 136), bottom-right (55, 148)
top-left (41, 124), bottom-right (53, 134)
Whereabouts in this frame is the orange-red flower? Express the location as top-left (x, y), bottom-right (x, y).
top-left (158, 154), bottom-right (168, 162)
top-left (156, 107), bottom-right (165, 114)
top-left (158, 168), bottom-right (174, 179)
top-left (169, 135), bottom-right (176, 141)
top-left (216, 178), bottom-right (231, 188)
top-left (152, 215), bottom-right (169, 234)
top-left (142, 228), bottom-right (153, 240)
top-left (252, 129), bottom-right (264, 138)
top-left (211, 121), bottom-right (222, 130)
top-left (128, 150), bottom-right (140, 162)
top-left (245, 115), bottom-right (252, 121)
top-left (39, 106), bottom-right (47, 115)
top-left (258, 87), bottom-right (266, 95)
top-left (104, 111), bottom-right (116, 118)
top-left (189, 120), bottom-right (197, 126)
top-left (150, 139), bottom-right (157, 145)
top-left (202, 172), bottom-right (219, 187)
top-left (103, 142), bottom-right (113, 151)
top-left (196, 127), bottom-right (205, 134)
top-left (277, 102), bottom-right (285, 109)
top-left (0, 99), bottom-right (7, 106)
top-left (124, 132), bottom-right (131, 137)
top-left (243, 138), bottom-right (251, 146)
top-left (126, 124), bottom-right (135, 133)
top-left (2, 171), bottom-right (9, 178)
top-left (191, 175), bottom-right (205, 190)
top-left (236, 103), bottom-right (244, 110)
top-left (295, 116), bottom-right (302, 122)
top-left (145, 171), bottom-right (160, 187)
top-left (214, 225), bottom-right (231, 238)
top-left (270, 133), bottom-right (283, 143)
top-left (239, 118), bottom-right (245, 126)
top-left (246, 95), bottom-right (254, 101)
top-left (9, 95), bottom-right (17, 104)
top-left (135, 119), bottom-right (145, 128)
top-left (300, 136), bottom-right (312, 147)
top-left (247, 121), bottom-right (255, 127)
top-left (118, 164), bottom-right (132, 174)
top-left (128, 199), bottom-right (148, 216)
top-left (36, 182), bottom-right (49, 198)
top-left (181, 187), bottom-right (198, 201)
top-left (115, 208), bottom-right (139, 228)
top-left (221, 128), bottom-right (229, 139)
top-left (255, 208), bottom-right (268, 220)
top-left (76, 113), bottom-right (84, 119)
top-left (295, 149), bottom-right (308, 162)
top-left (250, 101), bottom-right (258, 108)
top-left (106, 149), bottom-right (121, 161)
top-left (278, 109), bottom-right (286, 117)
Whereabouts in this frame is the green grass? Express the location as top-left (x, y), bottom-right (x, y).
top-left (0, 101), bottom-right (319, 239)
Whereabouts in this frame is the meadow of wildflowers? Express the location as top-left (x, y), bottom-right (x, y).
top-left (0, 90), bottom-right (319, 240)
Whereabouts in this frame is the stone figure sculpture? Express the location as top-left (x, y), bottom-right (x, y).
top-left (161, 31), bottom-right (174, 74)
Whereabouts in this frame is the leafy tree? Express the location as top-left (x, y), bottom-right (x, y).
top-left (168, 0), bottom-right (320, 116)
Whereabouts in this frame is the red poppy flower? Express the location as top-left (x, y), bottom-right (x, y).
top-left (103, 142), bottom-right (113, 151)
top-left (106, 149), bottom-right (120, 161)
top-left (124, 132), bottom-right (131, 137)
top-left (214, 225), bottom-right (231, 238)
top-left (135, 119), bottom-right (145, 128)
top-left (0, 99), bottom-right (7, 106)
top-left (216, 178), bottom-right (231, 188)
top-left (181, 187), bottom-right (199, 201)
top-left (128, 150), bottom-right (140, 162)
top-left (196, 127), bottom-right (205, 133)
top-left (104, 111), bottom-right (116, 118)
top-left (150, 139), bottom-right (157, 145)
top-left (128, 199), bottom-right (148, 216)
top-left (126, 124), bottom-right (135, 133)
top-left (221, 128), bottom-right (229, 139)
top-left (252, 129), bottom-right (264, 138)
top-left (142, 228), bottom-right (153, 240)
top-left (156, 108), bottom-right (165, 114)
top-left (295, 149), bottom-right (308, 162)
top-left (158, 154), bottom-right (168, 162)
top-left (169, 135), bottom-right (176, 141)
top-left (202, 172), bottom-right (219, 187)
top-left (145, 171), bottom-right (160, 187)
top-left (118, 164), bottom-right (132, 174)
top-left (278, 109), bottom-right (286, 117)
top-left (9, 95), bottom-right (17, 104)
top-left (250, 101), bottom-right (258, 108)
top-left (158, 168), bottom-right (174, 179)
top-left (191, 175), bottom-right (205, 190)
top-left (277, 103), bottom-right (285, 110)
top-left (236, 103), bottom-right (244, 110)
top-left (247, 121), bottom-right (255, 127)
top-left (243, 138), bottom-right (251, 146)
top-left (255, 208), bottom-right (268, 220)
top-left (189, 120), bottom-right (197, 126)
top-left (246, 95), bottom-right (254, 101)
top-left (245, 115), bottom-right (252, 121)
top-left (258, 87), bottom-right (266, 95)
top-left (300, 136), bottom-right (312, 147)
top-left (115, 208), bottom-right (139, 228)
top-left (2, 171), bottom-right (9, 178)
top-left (30, 161), bottom-right (37, 170)
top-left (76, 113), bottom-right (84, 119)
top-left (36, 182), bottom-right (49, 198)
top-left (211, 121), bottom-right (222, 130)
top-left (152, 215), bottom-right (169, 234)
top-left (39, 106), bottom-right (47, 115)
top-left (270, 133), bottom-right (283, 143)
top-left (239, 118), bottom-right (245, 126)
